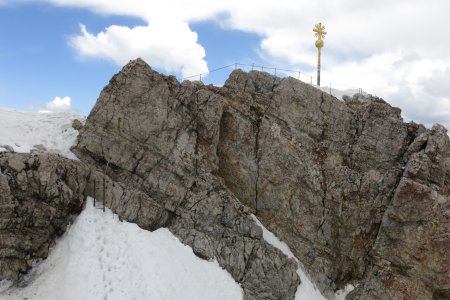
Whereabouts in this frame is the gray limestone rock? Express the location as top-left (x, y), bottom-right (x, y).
top-left (0, 153), bottom-right (90, 280)
top-left (349, 124), bottom-right (450, 300)
top-left (2, 58), bottom-right (449, 300)
top-left (71, 60), bottom-right (449, 299)
top-left (71, 58), bottom-right (300, 300)
top-left (72, 119), bottom-right (84, 131)
top-left (218, 70), bottom-right (449, 299)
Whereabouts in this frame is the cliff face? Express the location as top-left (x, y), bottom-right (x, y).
top-left (218, 70), bottom-right (410, 290)
top-left (219, 70), bottom-right (450, 299)
top-left (1, 59), bottom-right (449, 299)
top-left (70, 59), bottom-right (300, 300)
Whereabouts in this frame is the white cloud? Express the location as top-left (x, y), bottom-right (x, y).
top-left (213, 0), bottom-right (450, 128)
top-left (43, 0), bottom-right (228, 22)
top-left (423, 68), bottom-right (450, 99)
top-left (70, 20), bottom-right (207, 78)
top-left (7, 0), bottom-right (450, 128)
top-left (319, 49), bottom-right (450, 128)
top-left (40, 96), bottom-right (72, 113)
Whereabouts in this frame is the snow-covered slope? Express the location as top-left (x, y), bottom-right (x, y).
top-left (0, 108), bottom-right (83, 159)
top-left (1, 199), bottom-right (242, 300)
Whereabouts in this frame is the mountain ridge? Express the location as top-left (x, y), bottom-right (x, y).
top-left (1, 58), bottom-right (449, 299)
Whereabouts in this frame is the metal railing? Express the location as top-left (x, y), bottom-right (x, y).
top-left (180, 62), bottom-right (370, 98)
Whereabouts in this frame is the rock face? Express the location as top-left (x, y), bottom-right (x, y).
top-left (219, 72), bottom-right (374, 294)
top-left (1, 58), bottom-right (449, 300)
top-left (218, 70), bottom-right (450, 299)
top-left (353, 125), bottom-right (450, 300)
top-left (71, 59), bottom-right (299, 300)
top-left (0, 153), bottom-right (89, 280)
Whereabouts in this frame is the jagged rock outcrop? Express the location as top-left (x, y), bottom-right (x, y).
top-left (68, 61), bottom-right (450, 299)
top-left (1, 58), bottom-right (449, 300)
top-left (71, 59), bottom-right (300, 300)
top-left (0, 153), bottom-right (89, 280)
top-left (218, 72), bottom-right (397, 287)
top-left (217, 70), bottom-right (450, 299)
top-left (351, 125), bottom-right (450, 300)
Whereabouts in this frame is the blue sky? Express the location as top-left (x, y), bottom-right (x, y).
top-left (0, 3), bottom-right (263, 113)
top-left (0, 0), bottom-right (449, 129)
top-left (0, 3), bottom-right (125, 113)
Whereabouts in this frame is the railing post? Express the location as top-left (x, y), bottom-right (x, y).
top-left (93, 180), bottom-right (96, 207)
top-left (103, 177), bottom-right (106, 212)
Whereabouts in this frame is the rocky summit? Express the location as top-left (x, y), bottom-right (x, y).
top-left (1, 58), bottom-right (449, 299)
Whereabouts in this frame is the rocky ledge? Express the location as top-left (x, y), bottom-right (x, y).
top-left (1, 58), bottom-right (449, 299)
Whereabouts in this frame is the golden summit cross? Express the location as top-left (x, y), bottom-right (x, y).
top-left (313, 22), bottom-right (327, 86)
top-left (313, 23), bottom-right (327, 41)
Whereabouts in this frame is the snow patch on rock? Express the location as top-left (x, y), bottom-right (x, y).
top-left (251, 215), bottom-right (354, 300)
top-left (1, 198), bottom-right (243, 300)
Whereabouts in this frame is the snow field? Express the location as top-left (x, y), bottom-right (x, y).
top-left (0, 108), bottom-right (84, 159)
top-left (1, 198), bottom-right (243, 300)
